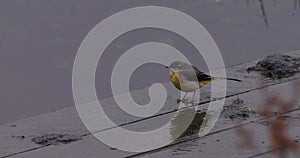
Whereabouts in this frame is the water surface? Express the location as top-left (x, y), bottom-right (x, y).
top-left (0, 0), bottom-right (299, 124)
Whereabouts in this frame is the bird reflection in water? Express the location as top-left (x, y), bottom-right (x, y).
top-left (170, 105), bottom-right (207, 141)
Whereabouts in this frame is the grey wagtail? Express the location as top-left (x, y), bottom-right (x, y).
top-left (165, 61), bottom-right (242, 103)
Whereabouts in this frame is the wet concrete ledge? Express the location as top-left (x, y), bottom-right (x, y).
top-left (0, 50), bottom-right (300, 158)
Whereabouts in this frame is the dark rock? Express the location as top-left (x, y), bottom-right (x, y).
top-left (221, 97), bottom-right (257, 120)
top-left (228, 115), bottom-right (235, 120)
top-left (247, 54), bottom-right (300, 79)
top-left (31, 133), bottom-right (82, 146)
top-left (12, 135), bottom-right (25, 140)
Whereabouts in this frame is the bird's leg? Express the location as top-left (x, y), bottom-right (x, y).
top-left (186, 91), bottom-right (197, 106)
top-left (191, 91), bottom-right (196, 103)
top-left (192, 91), bottom-right (196, 104)
top-left (182, 92), bottom-right (188, 101)
top-left (177, 92), bottom-right (188, 103)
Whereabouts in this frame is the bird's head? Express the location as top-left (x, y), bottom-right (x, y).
top-left (166, 61), bottom-right (191, 72)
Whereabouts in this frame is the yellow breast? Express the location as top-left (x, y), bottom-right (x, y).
top-left (170, 71), bottom-right (181, 90)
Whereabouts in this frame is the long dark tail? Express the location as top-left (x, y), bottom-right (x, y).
top-left (213, 77), bottom-right (242, 82)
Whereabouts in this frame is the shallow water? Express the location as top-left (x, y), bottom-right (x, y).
top-left (0, 0), bottom-right (300, 124)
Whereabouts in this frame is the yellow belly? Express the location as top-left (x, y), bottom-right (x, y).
top-left (170, 71), bottom-right (182, 90)
top-left (199, 80), bottom-right (212, 87)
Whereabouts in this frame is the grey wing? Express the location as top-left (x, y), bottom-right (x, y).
top-left (179, 70), bottom-right (200, 82)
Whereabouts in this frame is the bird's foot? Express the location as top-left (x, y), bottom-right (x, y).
top-left (177, 98), bottom-right (189, 103)
top-left (187, 100), bottom-right (197, 106)
top-left (177, 99), bottom-right (197, 105)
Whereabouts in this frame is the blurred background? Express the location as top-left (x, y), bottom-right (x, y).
top-left (0, 0), bottom-right (299, 124)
